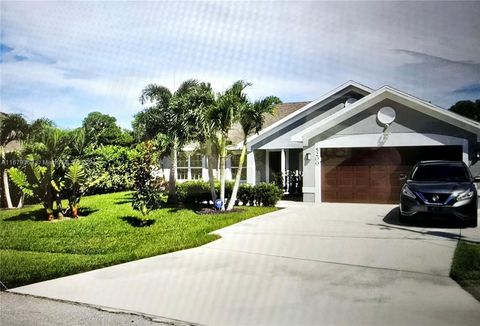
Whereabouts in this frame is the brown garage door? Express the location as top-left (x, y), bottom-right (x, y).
top-left (321, 146), bottom-right (463, 204)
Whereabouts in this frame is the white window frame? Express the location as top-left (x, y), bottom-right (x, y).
top-left (230, 152), bottom-right (247, 181)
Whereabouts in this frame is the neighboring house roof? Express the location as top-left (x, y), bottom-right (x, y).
top-left (291, 86), bottom-right (480, 144)
top-left (227, 101), bottom-right (310, 145)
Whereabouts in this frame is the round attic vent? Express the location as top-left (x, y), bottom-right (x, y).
top-left (345, 98), bottom-right (357, 107)
top-left (377, 106), bottom-right (396, 125)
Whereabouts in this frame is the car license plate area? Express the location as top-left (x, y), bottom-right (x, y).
top-left (428, 206), bottom-right (445, 212)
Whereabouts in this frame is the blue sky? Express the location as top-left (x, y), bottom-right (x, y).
top-left (1, 1), bottom-right (479, 129)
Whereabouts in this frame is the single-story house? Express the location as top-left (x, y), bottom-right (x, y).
top-left (161, 81), bottom-right (480, 204)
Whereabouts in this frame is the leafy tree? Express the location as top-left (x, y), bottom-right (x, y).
top-left (449, 99), bottom-right (480, 122)
top-left (1, 114), bottom-right (29, 208)
top-left (83, 145), bottom-right (137, 194)
top-left (82, 112), bottom-right (125, 147)
top-left (227, 96), bottom-right (281, 210)
top-left (132, 141), bottom-right (167, 219)
top-left (135, 79), bottom-right (213, 202)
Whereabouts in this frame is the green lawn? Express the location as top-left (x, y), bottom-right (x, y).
top-left (0, 192), bottom-right (276, 289)
top-left (450, 240), bottom-right (480, 301)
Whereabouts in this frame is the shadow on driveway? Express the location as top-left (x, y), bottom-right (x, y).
top-left (365, 207), bottom-right (465, 241)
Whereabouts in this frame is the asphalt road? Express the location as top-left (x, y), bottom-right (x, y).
top-left (0, 292), bottom-right (194, 326)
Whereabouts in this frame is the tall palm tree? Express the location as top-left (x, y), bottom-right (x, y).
top-left (227, 96), bottom-right (281, 210)
top-left (208, 81), bottom-right (250, 209)
top-left (137, 79), bottom-right (212, 202)
top-left (0, 114), bottom-right (28, 208)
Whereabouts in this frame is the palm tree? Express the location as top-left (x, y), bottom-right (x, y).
top-left (137, 79), bottom-right (213, 202)
top-left (0, 114), bottom-right (28, 208)
top-left (208, 81), bottom-right (250, 209)
top-left (227, 96), bottom-right (281, 210)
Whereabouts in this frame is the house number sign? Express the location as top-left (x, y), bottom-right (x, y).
top-left (315, 148), bottom-right (321, 165)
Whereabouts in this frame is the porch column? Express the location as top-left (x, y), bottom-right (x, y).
top-left (281, 149), bottom-right (286, 191)
top-left (247, 151), bottom-right (256, 184)
top-left (281, 149), bottom-right (286, 176)
top-left (226, 155), bottom-right (232, 181)
top-left (265, 150), bottom-right (270, 183)
top-left (187, 154), bottom-right (192, 180)
top-left (202, 155), bottom-right (208, 180)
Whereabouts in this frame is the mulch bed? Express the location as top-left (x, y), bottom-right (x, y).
top-left (196, 207), bottom-right (245, 215)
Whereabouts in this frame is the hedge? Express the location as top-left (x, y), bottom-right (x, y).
top-left (177, 181), bottom-right (282, 207)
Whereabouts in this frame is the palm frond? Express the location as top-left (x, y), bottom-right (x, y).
top-left (7, 167), bottom-right (34, 197)
top-left (0, 113), bottom-right (29, 146)
top-left (139, 84), bottom-right (172, 107)
top-left (65, 161), bottom-right (86, 186)
top-left (174, 79), bottom-right (199, 97)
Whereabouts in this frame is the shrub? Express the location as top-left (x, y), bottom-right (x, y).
top-left (177, 180), bottom-right (211, 205)
top-left (237, 183), bottom-right (283, 207)
top-left (215, 181), bottom-right (234, 201)
top-left (83, 145), bottom-right (136, 194)
top-left (132, 141), bottom-right (167, 217)
top-left (238, 184), bottom-right (255, 206)
top-left (253, 183), bottom-right (283, 207)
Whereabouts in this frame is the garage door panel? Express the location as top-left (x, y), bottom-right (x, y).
top-left (353, 188), bottom-right (371, 202)
top-left (320, 146), bottom-right (462, 204)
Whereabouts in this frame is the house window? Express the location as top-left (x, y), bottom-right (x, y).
top-left (177, 152), bottom-right (204, 180)
top-left (177, 153), bottom-right (189, 180)
top-left (231, 153), bottom-right (246, 180)
top-left (190, 153), bottom-right (203, 180)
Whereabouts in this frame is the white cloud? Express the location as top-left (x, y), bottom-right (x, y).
top-left (1, 1), bottom-right (479, 129)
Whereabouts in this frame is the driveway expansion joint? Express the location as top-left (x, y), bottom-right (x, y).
top-left (204, 246), bottom-right (451, 279)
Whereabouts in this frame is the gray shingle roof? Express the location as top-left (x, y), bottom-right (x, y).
top-left (228, 101), bottom-right (310, 145)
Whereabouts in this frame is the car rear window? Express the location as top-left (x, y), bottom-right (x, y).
top-left (411, 164), bottom-right (470, 182)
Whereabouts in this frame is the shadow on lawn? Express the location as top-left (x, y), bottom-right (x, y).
top-left (121, 216), bottom-right (155, 227)
top-left (114, 193), bottom-right (134, 205)
top-left (4, 207), bottom-right (98, 222)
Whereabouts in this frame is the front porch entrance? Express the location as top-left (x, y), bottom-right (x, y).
top-left (266, 149), bottom-right (303, 195)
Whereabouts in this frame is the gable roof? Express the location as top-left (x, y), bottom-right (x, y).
top-left (291, 86), bottom-right (480, 144)
top-left (243, 80), bottom-right (374, 148)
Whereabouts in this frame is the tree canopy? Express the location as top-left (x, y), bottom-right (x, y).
top-left (82, 111), bottom-right (132, 147)
top-left (449, 99), bottom-right (480, 122)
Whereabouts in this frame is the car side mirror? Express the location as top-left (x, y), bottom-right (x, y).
top-left (474, 176), bottom-right (480, 183)
top-left (399, 174), bottom-right (407, 181)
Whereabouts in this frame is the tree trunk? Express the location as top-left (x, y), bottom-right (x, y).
top-left (168, 137), bottom-right (178, 204)
top-left (16, 193), bottom-right (24, 209)
top-left (206, 142), bottom-right (217, 203)
top-left (219, 135), bottom-right (227, 210)
top-left (227, 139), bottom-right (247, 211)
top-left (1, 147), bottom-right (14, 209)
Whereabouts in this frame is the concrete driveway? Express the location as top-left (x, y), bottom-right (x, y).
top-left (10, 203), bottom-right (480, 325)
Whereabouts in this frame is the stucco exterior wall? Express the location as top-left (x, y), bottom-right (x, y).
top-left (254, 150), bottom-right (267, 183)
top-left (301, 99), bottom-right (479, 202)
top-left (308, 99), bottom-right (478, 159)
